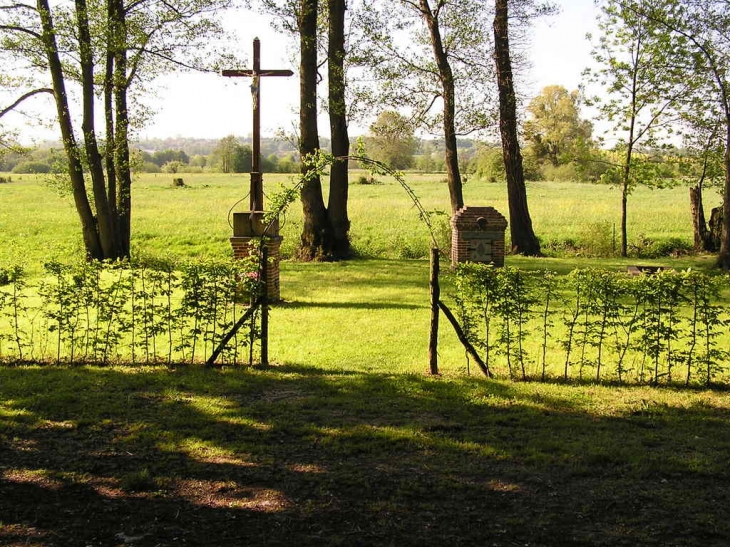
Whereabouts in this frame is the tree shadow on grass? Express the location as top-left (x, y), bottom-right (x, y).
top-left (278, 301), bottom-right (422, 311)
top-left (1, 364), bottom-right (729, 546)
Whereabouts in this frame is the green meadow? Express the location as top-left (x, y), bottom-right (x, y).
top-left (2, 173), bottom-right (730, 546)
top-left (1, 171), bottom-right (715, 270)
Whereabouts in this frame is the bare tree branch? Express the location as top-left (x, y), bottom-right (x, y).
top-left (0, 24), bottom-right (42, 39)
top-left (0, 88), bottom-right (53, 119)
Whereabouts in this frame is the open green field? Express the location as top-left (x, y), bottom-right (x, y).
top-left (2, 173), bottom-right (730, 545)
top-left (1, 173), bottom-right (725, 377)
top-left (1, 172), bottom-right (719, 271)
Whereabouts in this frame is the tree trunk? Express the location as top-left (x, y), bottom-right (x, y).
top-left (37, 0), bottom-right (103, 260)
top-left (718, 136), bottom-right (730, 268)
top-left (690, 185), bottom-right (713, 251)
top-left (620, 171), bottom-right (629, 257)
top-left (298, 0), bottom-right (332, 260)
top-left (76, 0), bottom-right (117, 258)
top-left (112, 0), bottom-right (131, 258)
top-left (709, 205), bottom-right (723, 252)
top-left (420, 0), bottom-right (464, 214)
top-left (493, 0), bottom-right (541, 256)
top-left (105, 0), bottom-right (117, 219)
top-left (327, 0), bottom-right (351, 258)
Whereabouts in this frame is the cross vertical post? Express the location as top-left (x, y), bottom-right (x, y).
top-left (222, 38), bottom-right (293, 212)
top-left (250, 38), bottom-right (262, 211)
top-left (224, 38), bottom-right (292, 304)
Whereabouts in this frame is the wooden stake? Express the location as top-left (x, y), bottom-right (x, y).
top-left (260, 246), bottom-right (269, 367)
top-left (206, 297), bottom-right (262, 368)
top-left (428, 247), bottom-right (440, 375)
top-left (438, 301), bottom-right (493, 378)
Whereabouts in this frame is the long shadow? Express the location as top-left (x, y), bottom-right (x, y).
top-left (1, 365), bottom-right (729, 546)
top-left (282, 259), bottom-right (432, 292)
top-left (277, 300), bottom-right (422, 311)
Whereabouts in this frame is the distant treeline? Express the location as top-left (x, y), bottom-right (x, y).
top-left (0, 136), bottom-right (715, 188)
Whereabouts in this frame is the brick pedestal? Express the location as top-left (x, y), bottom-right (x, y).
top-left (451, 206), bottom-right (508, 268)
top-left (231, 211), bottom-right (282, 301)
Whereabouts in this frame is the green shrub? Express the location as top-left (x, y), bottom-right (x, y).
top-left (12, 161), bottom-right (51, 174)
top-left (471, 147), bottom-right (505, 182)
top-left (651, 237), bottom-right (694, 258)
top-left (539, 237), bottom-right (580, 256)
top-left (354, 175), bottom-right (382, 185)
top-left (162, 160), bottom-right (186, 173)
top-left (631, 235), bottom-right (694, 258)
top-left (0, 258), bottom-right (261, 365)
top-left (453, 265), bottom-right (729, 386)
top-left (522, 151), bottom-right (542, 181)
top-left (140, 161), bottom-right (161, 173)
top-left (577, 221), bottom-right (616, 257)
top-left (541, 162), bottom-right (581, 182)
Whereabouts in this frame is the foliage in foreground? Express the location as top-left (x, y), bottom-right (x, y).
top-left (453, 265), bottom-right (730, 386)
top-left (0, 257), bottom-right (261, 366)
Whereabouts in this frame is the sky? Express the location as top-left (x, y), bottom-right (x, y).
top-left (3, 0), bottom-right (600, 144)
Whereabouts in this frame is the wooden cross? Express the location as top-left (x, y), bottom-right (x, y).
top-left (222, 38), bottom-right (293, 212)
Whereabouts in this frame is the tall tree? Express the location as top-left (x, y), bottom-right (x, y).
top-left (297, 0), bottom-right (333, 259)
top-left (418, 0), bottom-right (464, 213)
top-left (212, 135), bottom-right (239, 173)
top-left (524, 85), bottom-right (593, 167)
top-left (359, 0), bottom-right (496, 214)
top-left (621, 0), bottom-right (730, 267)
top-left (366, 110), bottom-right (418, 170)
top-left (0, 0), bottom-right (232, 259)
top-left (327, 0), bottom-right (351, 257)
top-left (259, 0), bottom-right (355, 259)
top-left (585, 0), bottom-right (685, 257)
top-left (493, 0), bottom-right (541, 255)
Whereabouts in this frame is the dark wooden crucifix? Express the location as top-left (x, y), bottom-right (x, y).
top-left (222, 38), bottom-right (293, 212)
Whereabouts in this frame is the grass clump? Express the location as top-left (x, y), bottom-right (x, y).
top-left (120, 468), bottom-right (161, 492)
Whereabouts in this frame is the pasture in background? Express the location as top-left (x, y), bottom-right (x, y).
top-left (0, 172), bottom-right (712, 272)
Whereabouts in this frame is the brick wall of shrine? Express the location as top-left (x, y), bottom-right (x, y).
top-left (450, 206), bottom-right (508, 268)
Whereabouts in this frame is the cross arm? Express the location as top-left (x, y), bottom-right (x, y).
top-left (222, 69), bottom-right (294, 77)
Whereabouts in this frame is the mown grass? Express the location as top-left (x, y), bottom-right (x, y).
top-left (1, 364), bottom-right (730, 546)
top-left (3, 171), bottom-right (730, 545)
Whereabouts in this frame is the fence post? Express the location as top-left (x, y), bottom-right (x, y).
top-left (429, 247), bottom-right (440, 375)
top-left (260, 245), bottom-right (269, 367)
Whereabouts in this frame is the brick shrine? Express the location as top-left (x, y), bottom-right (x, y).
top-left (230, 211), bottom-right (282, 301)
top-left (450, 206), bottom-right (508, 268)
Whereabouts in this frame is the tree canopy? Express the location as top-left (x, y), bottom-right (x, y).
top-left (366, 110), bottom-right (418, 170)
top-left (524, 85), bottom-right (593, 168)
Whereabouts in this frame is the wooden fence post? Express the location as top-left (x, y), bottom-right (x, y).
top-left (428, 247), bottom-right (440, 375)
top-left (260, 245), bottom-right (269, 367)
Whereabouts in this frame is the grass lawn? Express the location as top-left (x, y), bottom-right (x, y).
top-left (2, 172), bottom-right (730, 545)
top-left (2, 365), bottom-right (730, 546)
top-left (2, 257), bottom-right (730, 545)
